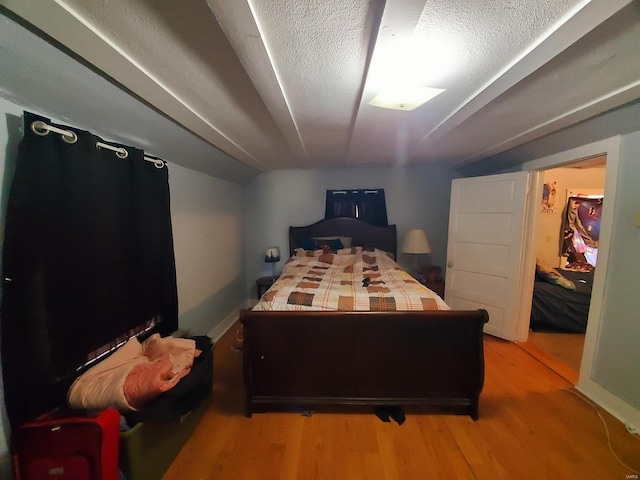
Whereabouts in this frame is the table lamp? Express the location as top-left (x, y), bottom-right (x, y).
top-left (264, 246), bottom-right (281, 280)
top-left (401, 229), bottom-right (431, 278)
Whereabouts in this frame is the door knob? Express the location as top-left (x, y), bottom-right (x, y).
top-left (447, 260), bottom-right (454, 268)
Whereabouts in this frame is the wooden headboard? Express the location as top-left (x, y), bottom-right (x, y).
top-left (289, 217), bottom-right (397, 259)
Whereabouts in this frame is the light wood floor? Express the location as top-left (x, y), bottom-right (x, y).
top-left (519, 331), bottom-right (586, 385)
top-left (164, 322), bottom-right (640, 480)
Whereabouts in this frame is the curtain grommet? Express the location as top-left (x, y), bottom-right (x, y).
top-left (62, 131), bottom-right (78, 144)
top-left (31, 120), bottom-right (165, 168)
top-left (30, 121), bottom-right (49, 136)
top-left (31, 120), bottom-right (77, 144)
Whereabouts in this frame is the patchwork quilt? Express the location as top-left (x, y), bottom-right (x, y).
top-left (253, 247), bottom-right (449, 312)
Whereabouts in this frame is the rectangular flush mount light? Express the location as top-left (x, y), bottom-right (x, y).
top-left (369, 86), bottom-right (445, 111)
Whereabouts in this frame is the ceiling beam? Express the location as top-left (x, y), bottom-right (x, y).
top-left (207, 0), bottom-right (308, 166)
top-left (346, 0), bottom-right (425, 164)
top-left (457, 80), bottom-right (640, 167)
top-left (410, 0), bottom-right (635, 159)
top-left (1, 0), bottom-right (270, 171)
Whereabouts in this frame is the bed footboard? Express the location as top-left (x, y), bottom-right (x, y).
top-left (241, 309), bottom-right (489, 419)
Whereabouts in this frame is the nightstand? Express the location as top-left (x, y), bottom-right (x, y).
top-left (419, 265), bottom-right (444, 299)
top-left (421, 280), bottom-right (445, 299)
top-left (256, 276), bottom-right (277, 299)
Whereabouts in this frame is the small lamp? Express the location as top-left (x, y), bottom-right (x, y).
top-left (264, 246), bottom-right (281, 280)
top-left (401, 229), bottom-right (431, 278)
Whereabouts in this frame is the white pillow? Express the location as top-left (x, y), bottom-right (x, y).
top-left (294, 247), bottom-right (323, 257)
top-left (312, 236), bottom-right (352, 248)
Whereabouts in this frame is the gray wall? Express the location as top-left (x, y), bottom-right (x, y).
top-left (591, 130), bottom-right (640, 409)
top-left (169, 162), bottom-right (246, 335)
top-left (244, 165), bottom-right (457, 298)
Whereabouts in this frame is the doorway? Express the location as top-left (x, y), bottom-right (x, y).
top-left (519, 141), bottom-right (617, 385)
top-left (521, 157), bottom-right (606, 382)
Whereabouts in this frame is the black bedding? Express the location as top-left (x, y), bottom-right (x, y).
top-left (530, 269), bottom-right (594, 333)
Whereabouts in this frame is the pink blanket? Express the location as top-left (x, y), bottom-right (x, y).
top-left (68, 334), bottom-right (201, 412)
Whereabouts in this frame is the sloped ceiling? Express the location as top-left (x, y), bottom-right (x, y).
top-left (1, 0), bottom-right (639, 182)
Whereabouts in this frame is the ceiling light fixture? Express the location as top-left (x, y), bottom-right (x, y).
top-left (368, 86), bottom-right (445, 111)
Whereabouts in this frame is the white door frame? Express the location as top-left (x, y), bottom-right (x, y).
top-left (519, 136), bottom-right (621, 396)
top-left (513, 171), bottom-right (544, 343)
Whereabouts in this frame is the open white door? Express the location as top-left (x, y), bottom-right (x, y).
top-left (445, 172), bottom-right (532, 341)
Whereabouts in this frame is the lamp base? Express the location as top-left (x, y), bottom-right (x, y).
top-left (411, 257), bottom-right (425, 282)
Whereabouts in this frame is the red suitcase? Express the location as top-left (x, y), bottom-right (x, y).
top-left (13, 408), bottom-right (120, 480)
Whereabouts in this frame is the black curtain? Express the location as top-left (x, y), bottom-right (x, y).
top-left (325, 189), bottom-right (388, 226)
top-left (1, 112), bottom-right (178, 430)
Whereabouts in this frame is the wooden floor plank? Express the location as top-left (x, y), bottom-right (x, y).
top-left (525, 331), bottom-right (585, 374)
top-left (163, 325), bottom-right (640, 479)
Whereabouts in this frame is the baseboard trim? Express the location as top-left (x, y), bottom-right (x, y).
top-left (207, 299), bottom-right (252, 343)
top-left (577, 377), bottom-right (640, 433)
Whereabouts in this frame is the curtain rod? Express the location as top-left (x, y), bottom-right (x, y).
top-left (30, 120), bottom-right (165, 169)
top-left (329, 189), bottom-right (380, 195)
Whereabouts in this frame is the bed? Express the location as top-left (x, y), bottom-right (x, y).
top-left (530, 267), bottom-right (594, 333)
top-left (241, 217), bottom-right (489, 419)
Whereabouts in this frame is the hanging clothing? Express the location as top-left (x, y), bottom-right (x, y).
top-left (561, 196), bottom-right (603, 266)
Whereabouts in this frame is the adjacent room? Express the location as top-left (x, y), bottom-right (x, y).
top-left (523, 158), bottom-right (606, 382)
top-left (0, 1), bottom-right (639, 479)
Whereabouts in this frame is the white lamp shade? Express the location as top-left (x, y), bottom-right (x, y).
top-left (401, 229), bottom-right (431, 254)
top-left (264, 246), bottom-right (281, 263)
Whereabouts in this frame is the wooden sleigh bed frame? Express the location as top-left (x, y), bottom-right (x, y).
top-left (242, 217), bottom-right (489, 419)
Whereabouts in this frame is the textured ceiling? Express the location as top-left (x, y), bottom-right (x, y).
top-left (1, 0), bottom-right (639, 180)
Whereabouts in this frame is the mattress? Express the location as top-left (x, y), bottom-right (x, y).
top-left (530, 269), bottom-right (594, 333)
top-left (253, 247), bottom-right (449, 312)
